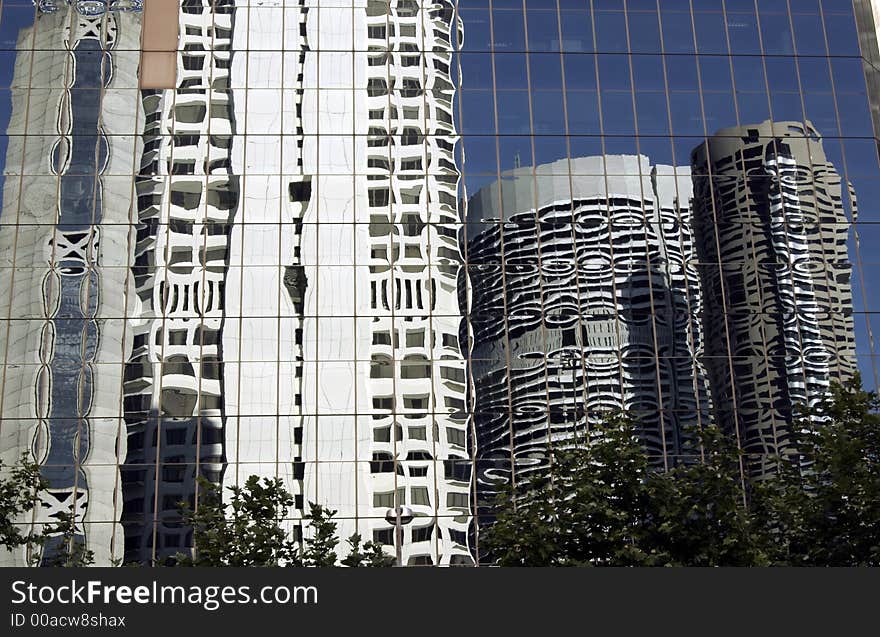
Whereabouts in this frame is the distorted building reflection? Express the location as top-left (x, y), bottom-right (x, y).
top-left (0, 4), bottom-right (142, 565)
top-left (120, 0), bottom-right (240, 565)
top-left (0, 0), bottom-right (876, 567)
top-left (691, 120), bottom-right (858, 477)
top-left (463, 155), bottom-right (713, 527)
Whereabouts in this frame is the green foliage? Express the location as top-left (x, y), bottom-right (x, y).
top-left (484, 382), bottom-right (880, 567)
top-left (7, 377), bottom-right (876, 568)
top-left (299, 503), bottom-right (340, 567)
top-left (0, 454), bottom-right (46, 552)
top-left (753, 375), bottom-right (880, 566)
top-left (644, 427), bottom-right (769, 566)
top-left (38, 511), bottom-right (96, 567)
top-left (174, 475), bottom-right (301, 567)
top-left (174, 476), bottom-right (393, 567)
top-left (482, 414), bottom-right (656, 566)
top-left (340, 533), bottom-right (396, 568)
top-left (1, 454), bottom-right (94, 566)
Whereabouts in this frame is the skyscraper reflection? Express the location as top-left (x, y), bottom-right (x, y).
top-left (0, 0), bottom-right (875, 566)
top-left (691, 120), bottom-right (858, 477)
top-left (463, 155), bottom-right (713, 533)
top-left (0, 4), bottom-right (142, 565)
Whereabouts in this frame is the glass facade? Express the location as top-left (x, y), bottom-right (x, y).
top-left (0, 0), bottom-right (879, 566)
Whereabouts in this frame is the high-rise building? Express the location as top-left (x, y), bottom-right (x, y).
top-left (299, 0), bottom-right (471, 566)
top-left (691, 120), bottom-right (857, 476)
top-left (0, 3), bottom-right (142, 565)
top-left (0, 0), bottom-right (877, 566)
top-left (120, 0), bottom-right (239, 565)
top-left (121, 0), bottom-right (472, 565)
top-left (463, 155), bottom-right (713, 518)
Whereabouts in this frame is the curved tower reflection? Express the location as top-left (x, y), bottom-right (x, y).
top-left (0, 4), bottom-right (142, 565)
top-left (463, 156), bottom-right (713, 540)
top-left (691, 120), bottom-right (858, 477)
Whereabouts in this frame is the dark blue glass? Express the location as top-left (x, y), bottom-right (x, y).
top-left (496, 91), bottom-right (532, 134)
top-left (0, 51), bottom-right (14, 87)
top-left (802, 91), bottom-right (840, 135)
top-left (702, 91), bottom-right (738, 134)
top-left (595, 10), bottom-right (628, 53)
top-left (725, 0), bottom-right (759, 12)
top-left (0, 4), bottom-right (36, 51)
top-left (560, 6), bottom-right (594, 52)
top-left (693, 11), bottom-right (729, 54)
top-left (531, 90), bottom-right (566, 134)
top-left (566, 90), bottom-right (602, 134)
top-left (791, 13), bottom-right (828, 55)
top-left (668, 91), bottom-right (704, 136)
top-left (831, 58), bottom-right (868, 94)
top-left (491, 0), bottom-right (523, 11)
top-left (735, 91), bottom-right (771, 125)
top-left (769, 91), bottom-right (805, 124)
top-left (600, 90), bottom-right (636, 135)
top-left (597, 54), bottom-right (631, 90)
top-left (659, 8), bottom-right (695, 54)
top-left (626, 10), bottom-right (662, 55)
top-left (798, 57), bottom-right (834, 93)
top-left (563, 53), bottom-right (597, 90)
top-left (732, 56), bottom-right (767, 91)
top-left (494, 52), bottom-right (529, 89)
top-left (764, 57), bottom-right (799, 92)
top-left (757, 0), bottom-right (790, 13)
top-left (460, 9), bottom-right (492, 51)
top-left (567, 135), bottom-right (604, 159)
top-left (626, 0), bottom-right (660, 11)
top-left (837, 93), bottom-right (874, 137)
top-left (698, 56), bottom-right (734, 92)
top-left (727, 11), bottom-right (762, 55)
top-left (824, 11), bottom-right (861, 57)
top-left (533, 135), bottom-right (569, 166)
top-left (461, 90), bottom-right (496, 135)
top-left (493, 8), bottom-right (526, 51)
top-left (528, 53), bottom-right (563, 90)
top-left (460, 52), bottom-right (494, 89)
top-left (635, 136), bottom-right (674, 164)
top-left (497, 135), bottom-right (533, 172)
top-left (758, 11), bottom-right (794, 55)
top-left (791, 0), bottom-right (821, 11)
top-left (603, 134), bottom-right (638, 155)
top-left (848, 179), bottom-right (880, 222)
top-left (526, 9), bottom-right (561, 52)
top-left (841, 138), bottom-right (880, 177)
top-left (665, 54), bottom-right (699, 91)
top-left (631, 55), bottom-right (666, 91)
top-left (461, 136), bottom-right (499, 176)
top-left (635, 92), bottom-right (670, 135)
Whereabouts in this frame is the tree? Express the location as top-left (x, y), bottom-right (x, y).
top-left (644, 426), bottom-right (769, 566)
top-left (481, 414), bottom-right (656, 566)
top-left (0, 454), bottom-right (46, 553)
top-left (482, 414), bottom-right (771, 566)
top-left (754, 375), bottom-right (880, 566)
top-left (299, 503), bottom-right (339, 567)
top-left (299, 503), bottom-right (393, 568)
top-left (485, 380), bottom-right (880, 567)
top-left (174, 475), bottom-right (301, 567)
top-left (339, 532), bottom-right (395, 568)
top-left (1, 454), bottom-right (94, 566)
top-left (174, 475), bottom-right (393, 567)
top-left (38, 511), bottom-right (95, 567)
